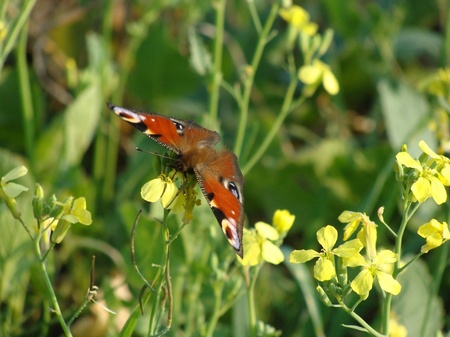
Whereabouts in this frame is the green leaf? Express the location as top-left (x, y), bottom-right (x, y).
top-left (188, 27), bottom-right (212, 76)
top-left (378, 80), bottom-right (433, 154)
top-left (63, 81), bottom-right (101, 167)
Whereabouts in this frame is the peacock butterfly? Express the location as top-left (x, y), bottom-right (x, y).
top-left (108, 103), bottom-right (244, 257)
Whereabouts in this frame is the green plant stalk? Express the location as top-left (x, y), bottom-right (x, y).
top-left (381, 198), bottom-right (417, 334)
top-left (205, 281), bottom-right (225, 337)
top-left (16, 23), bottom-right (35, 166)
top-left (102, 9), bottom-right (158, 209)
top-left (33, 239), bottom-right (73, 337)
top-left (234, 1), bottom-right (280, 158)
top-left (420, 238), bottom-right (448, 336)
top-left (246, 264), bottom-right (262, 337)
top-left (0, 0), bottom-right (37, 73)
top-left (183, 246), bottom-right (211, 337)
top-left (337, 300), bottom-right (385, 337)
top-left (208, 0), bottom-right (225, 125)
top-left (242, 76), bottom-right (300, 175)
top-left (148, 210), bottom-right (170, 335)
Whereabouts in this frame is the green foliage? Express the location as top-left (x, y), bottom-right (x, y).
top-left (1, 0), bottom-right (450, 336)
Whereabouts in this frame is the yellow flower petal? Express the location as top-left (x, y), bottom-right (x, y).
top-left (351, 269), bottom-right (373, 297)
top-left (298, 63), bottom-right (322, 84)
top-left (323, 68), bottom-right (339, 95)
top-left (317, 225), bottom-right (337, 251)
top-left (160, 180), bottom-right (178, 208)
top-left (373, 250), bottom-right (398, 265)
top-left (411, 176), bottom-right (431, 203)
top-left (141, 177), bottom-right (165, 202)
top-left (71, 197), bottom-right (92, 225)
top-left (262, 241), bottom-right (284, 265)
top-left (255, 222), bottom-right (279, 241)
top-left (396, 152), bottom-right (423, 172)
top-left (240, 228), bottom-right (261, 266)
top-left (419, 140), bottom-right (440, 159)
top-left (332, 239), bottom-right (363, 258)
top-left (273, 209), bottom-right (295, 234)
top-left (429, 175), bottom-right (447, 204)
top-left (290, 249), bottom-right (320, 263)
top-left (376, 271), bottom-right (401, 295)
top-left (314, 257), bottom-right (336, 281)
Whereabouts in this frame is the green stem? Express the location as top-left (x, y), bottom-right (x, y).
top-left (16, 22), bottom-right (35, 167)
top-left (208, 0), bottom-right (225, 126)
top-left (234, 1), bottom-right (280, 158)
top-left (382, 199), bottom-right (416, 334)
top-left (34, 240), bottom-right (73, 336)
top-left (338, 300), bottom-right (385, 337)
top-left (420, 238), bottom-right (448, 336)
top-left (246, 264), bottom-right (262, 337)
top-left (205, 282), bottom-right (225, 337)
top-left (148, 210), bottom-right (170, 336)
top-left (242, 76), bottom-right (300, 175)
top-left (0, 0), bottom-right (37, 73)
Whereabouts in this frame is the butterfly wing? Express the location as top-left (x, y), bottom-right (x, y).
top-left (108, 103), bottom-right (221, 154)
top-left (195, 150), bottom-right (244, 257)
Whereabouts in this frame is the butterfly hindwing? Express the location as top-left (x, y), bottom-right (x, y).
top-left (195, 151), bottom-right (244, 257)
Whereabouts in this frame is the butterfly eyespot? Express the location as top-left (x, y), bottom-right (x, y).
top-left (172, 120), bottom-right (185, 135)
top-left (226, 181), bottom-right (241, 201)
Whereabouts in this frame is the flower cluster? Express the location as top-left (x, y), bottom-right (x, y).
top-left (291, 211), bottom-right (401, 300)
top-left (396, 140), bottom-right (450, 205)
top-left (0, 166), bottom-right (92, 245)
top-left (239, 210), bottom-right (295, 266)
top-left (279, 4), bottom-right (339, 96)
top-left (140, 169), bottom-right (201, 224)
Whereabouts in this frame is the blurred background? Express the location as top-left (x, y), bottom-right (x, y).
top-left (0, 0), bottom-right (448, 336)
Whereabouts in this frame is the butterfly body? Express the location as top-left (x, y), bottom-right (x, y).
top-left (108, 103), bottom-right (244, 257)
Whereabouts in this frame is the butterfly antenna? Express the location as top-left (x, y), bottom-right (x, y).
top-left (135, 147), bottom-right (175, 161)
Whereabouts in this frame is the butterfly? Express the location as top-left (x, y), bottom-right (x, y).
top-left (108, 103), bottom-right (245, 257)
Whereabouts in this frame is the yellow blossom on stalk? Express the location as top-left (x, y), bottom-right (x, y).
top-left (279, 5), bottom-right (318, 36)
top-left (348, 250), bottom-right (401, 299)
top-left (273, 209), bottom-right (295, 235)
top-left (141, 173), bottom-right (178, 208)
top-left (425, 67), bottom-right (450, 97)
top-left (417, 219), bottom-right (450, 253)
top-left (290, 225), bottom-right (363, 281)
top-left (299, 59), bottom-right (339, 95)
top-left (338, 211), bottom-right (377, 256)
top-left (388, 316), bottom-right (408, 337)
top-left (239, 222), bottom-right (284, 266)
top-left (0, 166), bottom-right (29, 219)
top-left (51, 197), bottom-right (92, 243)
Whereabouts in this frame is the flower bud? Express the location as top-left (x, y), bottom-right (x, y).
top-left (316, 285), bottom-right (332, 306)
top-left (33, 184), bottom-right (44, 219)
top-left (51, 219), bottom-right (71, 244)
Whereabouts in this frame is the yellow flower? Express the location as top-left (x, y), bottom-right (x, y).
top-left (279, 5), bottom-right (318, 36)
top-left (349, 250), bottom-right (401, 299)
top-left (388, 316), bottom-right (408, 337)
top-left (338, 211), bottom-right (377, 257)
top-left (0, 166), bottom-right (29, 219)
top-left (299, 59), bottom-right (339, 96)
top-left (141, 173), bottom-right (178, 208)
top-left (290, 225), bottom-right (363, 281)
top-left (1, 166), bottom-right (29, 198)
top-left (396, 140), bottom-right (450, 204)
top-left (239, 222), bottom-right (284, 266)
top-left (273, 209), bottom-right (295, 235)
top-left (52, 197), bottom-right (92, 243)
top-left (417, 219), bottom-right (450, 253)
